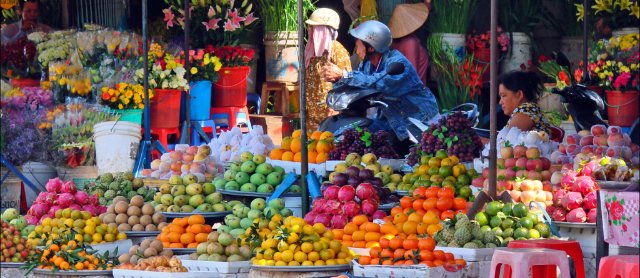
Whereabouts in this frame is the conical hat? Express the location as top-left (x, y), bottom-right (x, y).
top-left (388, 3), bottom-right (429, 39)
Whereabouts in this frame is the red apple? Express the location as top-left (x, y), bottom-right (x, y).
top-left (591, 124), bottom-right (606, 136)
top-left (500, 146), bottom-right (514, 159)
top-left (516, 170), bottom-right (528, 179)
top-left (505, 168), bottom-right (517, 180)
top-left (607, 126), bottom-right (621, 135)
top-left (514, 145), bottom-right (527, 158)
top-left (559, 143), bottom-right (567, 154)
top-left (540, 157), bottom-right (551, 170)
top-left (580, 135), bottom-right (594, 146)
top-left (607, 133), bottom-right (625, 147)
top-left (505, 158), bottom-right (516, 170)
top-left (533, 159), bottom-right (544, 172)
top-left (566, 134), bottom-right (582, 145)
top-left (504, 180), bottom-right (515, 190)
top-left (528, 171), bottom-right (542, 180)
top-left (594, 135), bottom-right (608, 146)
top-left (516, 157), bottom-right (528, 170)
top-left (497, 180), bottom-right (508, 192)
top-left (540, 170), bottom-right (551, 181)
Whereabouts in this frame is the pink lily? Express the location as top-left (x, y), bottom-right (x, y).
top-left (202, 18), bottom-right (221, 31)
top-left (208, 6), bottom-right (215, 18)
top-left (244, 12), bottom-right (257, 25)
top-left (227, 9), bottom-right (245, 28)
top-left (163, 8), bottom-right (175, 28)
top-left (223, 20), bottom-right (238, 32)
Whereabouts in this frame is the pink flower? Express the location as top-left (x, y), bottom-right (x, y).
top-left (163, 8), bottom-right (175, 28)
top-left (223, 20), bottom-right (238, 32)
top-left (207, 6), bottom-right (215, 18)
top-left (244, 12), bottom-right (257, 25)
top-left (227, 9), bottom-right (245, 28)
top-left (613, 72), bottom-right (631, 90)
top-left (609, 200), bottom-right (624, 221)
top-left (202, 18), bottom-right (221, 31)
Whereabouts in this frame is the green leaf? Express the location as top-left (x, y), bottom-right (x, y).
top-left (438, 133), bottom-right (444, 139)
top-left (441, 126), bottom-right (448, 132)
top-left (620, 199), bottom-right (625, 205)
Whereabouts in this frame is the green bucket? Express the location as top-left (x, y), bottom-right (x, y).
top-left (113, 109), bottom-right (143, 124)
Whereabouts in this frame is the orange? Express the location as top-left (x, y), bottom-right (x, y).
top-left (422, 210), bottom-right (440, 225)
top-left (316, 152), bottom-right (329, 163)
top-left (180, 233), bottom-right (195, 244)
top-left (364, 222), bottom-right (380, 233)
top-left (293, 152), bottom-right (302, 162)
top-left (307, 140), bottom-right (317, 152)
top-left (358, 256), bottom-right (371, 265)
top-left (175, 217), bottom-right (189, 226)
top-left (281, 137), bottom-right (292, 150)
top-left (427, 223), bottom-right (443, 237)
top-left (380, 223), bottom-right (398, 236)
top-left (202, 225), bottom-right (212, 233)
top-left (168, 232), bottom-right (181, 243)
top-left (162, 241), bottom-right (170, 248)
top-left (270, 149), bottom-right (284, 160)
top-left (187, 242), bottom-right (198, 248)
top-left (342, 234), bottom-right (352, 242)
top-left (195, 233), bottom-right (208, 243)
top-left (352, 230), bottom-right (366, 242)
top-left (307, 151), bottom-right (318, 163)
top-left (402, 221), bottom-right (418, 235)
top-left (290, 138), bottom-right (302, 153)
top-left (311, 131), bottom-right (322, 141)
top-left (352, 215), bottom-right (369, 226)
top-left (332, 229), bottom-right (344, 240)
top-left (343, 223), bottom-right (358, 235)
top-left (292, 130), bottom-right (302, 138)
top-left (364, 232), bottom-right (381, 242)
top-left (418, 237), bottom-right (435, 251)
top-left (75, 262), bottom-right (84, 270)
top-left (416, 222), bottom-right (428, 234)
top-left (188, 215), bottom-right (205, 225)
top-left (316, 139), bottom-right (332, 153)
top-left (158, 232), bottom-right (169, 242)
top-left (352, 241), bottom-right (367, 248)
top-left (393, 213), bottom-right (407, 224)
top-left (400, 196), bottom-right (413, 209)
top-left (408, 212), bottom-right (422, 223)
top-left (319, 131), bottom-right (334, 141)
top-left (366, 241), bottom-right (380, 248)
top-left (169, 225), bottom-right (185, 234)
top-left (169, 242), bottom-right (184, 248)
top-left (390, 207), bottom-right (403, 216)
top-left (281, 151), bottom-right (294, 161)
top-left (341, 240), bottom-right (353, 247)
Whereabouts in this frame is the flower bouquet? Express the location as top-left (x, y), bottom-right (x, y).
top-left (576, 33), bottom-right (639, 91)
top-left (0, 37), bottom-right (41, 80)
top-left (214, 45), bottom-right (255, 67)
top-left (30, 30), bottom-right (77, 69)
top-left (538, 55), bottom-right (573, 90)
top-left (189, 47), bottom-right (223, 82)
top-left (0, 112), bottom-right (53, 166)
top-left (135, 44), bottom-right (189, 91)
top-left (163, 0), bottom-right (259, 47)
top-left (99, 83), bottom-right (153, 110)
top-left (466, 27), bottom-right (510, 58)
top-left (575, 0), bottom-right (640, 31)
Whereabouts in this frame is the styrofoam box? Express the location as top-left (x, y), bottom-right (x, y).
top-left (179, 258), bottom-right (251, 274)
top-left (91, 239), bottom-right (132, 258)
top-left (348, 247), bottom-right (370, 256)
top-left (112, 269), bottom-right (213, 278)
top-left (377, 158), bottom-right (407, 171)
top-left (352, 260), bottom-right (491, 278)
top-left (435, 247), bottom-right (501, 262)
top-left (266, 159), bottom-right (327, 177)
top-left (324, 160), bottom-right (342, 171)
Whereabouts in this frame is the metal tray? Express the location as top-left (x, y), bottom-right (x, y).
top-left (161, 211), bottom-right (231, 218)
top-left (32, 268), bottom-right (113, 276)
top-left (597, 180), bottom-right (638, 191)
top-left (395, 190), bottom-right (410, 196)
top-left (553, 221), bottom-right (597, 229)
top-left (166, 248), bottom-right (197, 255)
top-left (0, 262), bottom-right (25, 268)
top-left (251, 264), bottom-right (351, 272)
top-left (379, 202), bottom-right (399, 210)
top-left (123, 231), bottom-right (160, 237)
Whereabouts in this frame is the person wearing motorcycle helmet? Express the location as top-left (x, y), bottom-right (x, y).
top-left (304, 8), bottom-right (352, 130)
top-left (321, 20), bottom-right (439, 144)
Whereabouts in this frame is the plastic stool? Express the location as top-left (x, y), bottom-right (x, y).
top-left (247, 93), bottom-right (261, 114)
top-left (211, 113), bottom-right (230, 134)
top-left (150, 127), bottom-right (180, 151)
top-left (507, 239), bottom-right (585, 278)
top-left (210, 106), bottom-right (252, 132)
top-left (598, 255), bottom-right (639, 278)
top-left (260, 81), bottom-right (296, 115)
top-left (191, 120), bottom-right (216, 146)
top-left (236, 110), bottom-right (252, 131)
top-left (489, 248), bottom-right (571, 278)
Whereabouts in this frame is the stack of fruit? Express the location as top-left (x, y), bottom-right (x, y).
top-left (331, 215), bottom-right (386, 248)
top-left (548, 169), bottom-right (599, 223)
top-left (25, 178), bottom-right (105, 225)
top-left (328, 153), bottom-right (400, 204)
top-left (141, 145), bottom-right (218, 181)
top-left (115, 256), bottom-right (187, 272)
top-left (270, 129), bottom-right (334, 163)
top-left (329, 128), bottom-right (399, 160)
top-left (217, 152), bottom-right (287, 194)
top-left (458, 201), bottom-right (553, 248)
top-left (187, 231), bottom-right (252, 262)
top-left (86, 172), bottom-right (155, 206)
top-left (150, 174), bottom-right (225, 213)
top-left (209, 126), bottom-right (275, 164)
top-left (399, 150), bottom-right (476, 200)
top-left (156, 215), bottom-right (212, 249)
top-left (24, 233), bottom-right (118, 272)
top-left (407, 112), bottom-right (482, 164)
top-left (118, 239), bottom-right (174, 264)
top-left (1, 209), bottom-right (34, 238)
top-left (218, 198), bottom-right (290, 238)
top-left (357, 236), bottom-right (466, 269)
top-left (473, 144), bottom-right (553, 186)
top-left (400, 186), bottom-right (466, 222)
top-left (27, 208), bottom-right (126, 246)
top-left (100, 196), bottom-right (168, 232)
top-left (1, 220), bottom-right (37, 263)
top-left (250, 215), bottom-right (356, 267)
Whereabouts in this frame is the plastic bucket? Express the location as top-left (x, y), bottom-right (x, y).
top-left (264, 31), bottom-right (299, 83)
top-left (500, 32), bottom-right (532, 73)
top-left (113, 109), bottom-right (143, 124)
top-left (10, 78), bottom-right (40, 88)
top-left (0, 168), bottom-right (23, 213)
top-left (151, 89), bottom-right (182, 128)
top-left (240, 44), bottom-right (259, 94)
top-left (212, 66), bottom-right (250, 107)
top-left (93, 121), bottom-right (142, 175)
top-left (436, 33), bottom-right (466, 51)
top-left (606, 90), bottom-right (639, 127)
top-left (190, 81), bottom-right (212, 120)
top-left (283, 196), bottom-right (302, 217)
top-left (20, 162), bottom-right (56, 206)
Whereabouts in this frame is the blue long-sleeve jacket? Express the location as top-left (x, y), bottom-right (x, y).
top-left (333, 49), bottom-right (439, 141)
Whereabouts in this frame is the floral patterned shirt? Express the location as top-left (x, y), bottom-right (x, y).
top-left (508, 102), bottom-right (551, 135)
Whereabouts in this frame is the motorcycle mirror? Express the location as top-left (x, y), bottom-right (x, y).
top-left (387, 62), bottom-right (404, 75)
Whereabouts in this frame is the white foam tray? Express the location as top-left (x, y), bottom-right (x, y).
top-left (435, 246), bottom-right (502, 262)
top-left (266, 159), bottom-right (327, 176)
top-left (90, 239), bottom-right (132, 258)
top-left (112, 269), bottom-right (212, 278)
top-left (177, 256), bottom-right (250, 274)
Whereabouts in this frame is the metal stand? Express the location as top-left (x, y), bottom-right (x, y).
top-left (0, 155), bottom-right (40, 196)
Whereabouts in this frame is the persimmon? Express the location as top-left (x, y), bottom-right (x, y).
top-left (444, 252), bottom-right (455, 261)
top-left (412, 199), bottom-right (425, 211)
top-left (365, 241), bottom-right (380, 248)
top-left (437, 187), bottom-right (455, 199)
top-left (425, 186), bottom-right (440, 198)
top-left (400, 196), bottom-right (413, 209)
top-left (413, 186), bottom-right (427, 198)
top-left (422, 197), bottom-right (438, 211)
top-left (381, 259), bottom-right (393, 265)
top-left (402, 239), bottom-right (418, 250)
top-left (424, 260), bottom-right (436, 267)
top-left (433, 250), bottom-right (446, 261)
top-left (418, 237), bottom-right (436, 251)
top-left (454, 258), bottom-right (467, 267)
top-left (369, 247), bottom-right (382, 258)
top-left (364, 222), bottom-right (380, 233)
top-left (436, 198), bottom-right (453, 211)
top-left (358, 256), bottom-right (371, 265)
top-left (352, 230), bottom-right (366, 242)
top-left (390, 207), bottom-right (403, 216)
top-left (352, 241), bottom-right (367, 248)
top-left (379, 237), bottom-right (390, 249)
top-left (364, 232), bottom-right (381, 242)
top-left (404, 260), bottom-right (414, 266)
top-left (370, 258), bottom-right (380, 265)
top-left (440, 210), bottom-right (456, 220)
top-left (419, 250), bottom-right (434, 261)
top-left (380, 249), bottom-right (394, 259)
top-left (393, 249), bottom-right (406, 259)
top-left (380, 223), bottom-right (398, 236)
top-left (433, 260), bottom-right (444, 266)
top-left (453, 198), bottom-right (467, 210)
top-left (389, 237), bottom-right (403, 250)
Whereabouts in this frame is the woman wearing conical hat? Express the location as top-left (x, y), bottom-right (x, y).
top-left (388, 2), bottom-right (430, 86)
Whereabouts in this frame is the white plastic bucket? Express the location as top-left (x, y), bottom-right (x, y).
top-left (436, 33), bottom-right (466, 51)
top-left (93, 121), bottom-right (142, 175)
top-left (21, 162), bottom-right (56, 206)
top-left (500, 32), bottom-right (532, 73)
top-left (283, 196), bottom-right (302, 217)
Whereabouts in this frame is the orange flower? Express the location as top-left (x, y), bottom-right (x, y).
top-left (101, 92), bottom-right (110, 100)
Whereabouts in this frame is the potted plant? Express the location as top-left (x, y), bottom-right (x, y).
top-left (466, 27), bottom-right (510, 79)
top-left (188, 46), bottom-right (222, 119)
top-left (98, 83), bottom-right (153, 124)
top-left (575, 0), bottom-right (640, 37)
top-left (255, 0), bottom-right (315, 82)
top-left (427, 0), bottom-right (476, 51)
top-left (211, 45), bottom-right (256, 107)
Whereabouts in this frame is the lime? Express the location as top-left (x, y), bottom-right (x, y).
top-left (485, 201), bottom-right (504, 216)
top-left (492, 227), bottom-right (503, 237)
top-left (435, 150), bottom-right (448, 159)
top-left (458, 186), bottom-right (472, 199)
top-left (512, 203), bottom-right (528, 218)
top-left (475, 212), bottom-right (489, 226)
top-left (502, 228), bottom-right (514, 238)
top-left (467, 169), bottom-right (478, 177)
top-left (456, 174), bottom-right (471, 186)
top-left (503, 237), bottom-right (514, 247)
top-left (480, 226), bottom-right (492, 233)
top-left (494, 236), bottom-right (504, 247)
top-left (514, 227), bottom-right (529, 239)
top-left (534, 223), bottom-right (551, 238)
top-left (501, 218), bottom-right (515, 230)
top-left (502, 203), bottom-right (514, 216)
top-left (490, 216), bottom-right (502, 228)
top-left (528, 229), bottom-right (541, 239)
top-left (439, 166), bottom-right (453, 177)
top-left (428, 167), bottom-right (439, 176)
top-left (519, 217), bottom-right (534, 229)
top-left (526, 213), bottom-right (539, 225)
top-left (420, 155), bottom-right (430, 165)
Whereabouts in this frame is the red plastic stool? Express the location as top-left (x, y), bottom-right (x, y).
top-left (507, 239), bottom-right (585, 278)
top-left (150, 127), bottom-right (180, 152)
top-left (598, 255), bottom-right (640, 278)
top-left (210, 106), bottom-right (251, 132)
top-left (490, 248), bottom-right (571, 278)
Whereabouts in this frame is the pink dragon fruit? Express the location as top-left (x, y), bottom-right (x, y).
top-left (561, 170), bottom-right (578, 188)
top-left (304, 210), bottom-right (318, 224)
top-left (45, 178), bottom-right (62, 193)
top-left (572, 176), bottom-right (598, 196)
top-left (566, 207), bottom-right (587, 223)
top-left (29, 203), bottom-right (50, 218)
top-left (82, 205), bottom-right (101, 216)
top-left (337, 185), bottom-right (356, 202)
top-left (323, 185), bottom-right (340, 200)
top-left (56, 193), bottom-right (75, 208)
top-left (69, 204), bottom-right (82, 211)
top-left (561, 191), bottom-right (584, 211)
top-left (587, 209), bottom-right (597, 223)
top-left (361, 199), bottom-right (379, 215)
top-left (73, 191), bottom-right (91, 205)
top-left (48, 205), bottom-right (61, 218)
top-left (580, 160), bottom-right (599, 177)
top-left (35, 192), bottom-right (48, 203)
top-left (371, 210), bottom-right (387, 220)
top-left (356, 183), bottom-right (376, 201)
top-left (89, 194), bottom-right (99, 206)
top-left (42, 192), bottom-right (56, 206)
top-left (25, 214), bottom-right (39, 225)
top-left (546, 205), bottom-right (557, 216)
top-left (553, 189), bottom-right (568, 207)
top-left (551, 208), bottom-right (568, 221)
top-left (60, 180), bottom-right (77, 194)
top-left (330, 214), bottom-right (349, 229)
top-left (322, 199), bottom-right (342, 214)
top-left (342, 201), bottom-right (361, 217)
top-left (583, 191), bottom-right (597, 210)
top-left (313, 213), bottom-right (332, 227)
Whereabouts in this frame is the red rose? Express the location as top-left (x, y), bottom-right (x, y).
top-left (609, 200), bottom-right (624, 221)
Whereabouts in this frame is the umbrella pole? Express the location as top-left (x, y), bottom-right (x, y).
top-left (298, 0), bottom-right (309, 215)
top-left (180, 0), bottom-right (191, 144)
top-left (141, 0), bottom-right (151, 169)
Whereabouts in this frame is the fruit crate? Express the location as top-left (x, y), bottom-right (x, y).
top-left (178, 257), bottom-right (250, 275)
top-left (352, 260), bottom-right (490, 278)
top-left (435, 247), bottom-right (500, 262)
top-left (266, 159), bottom-right (327, 177)
top-left (112, 269), bottom-right (213, 278)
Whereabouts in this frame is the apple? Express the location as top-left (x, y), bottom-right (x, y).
top-left (527, 171), bottom-right (542, 181)
top-left (607, 133), bottom-right (625, 147)
top-left (533, 159), bottom-right (544, 172)
top-left (500, 146), bottom-right (514, 159)
top-left (516, 170), bottom-right (528, 179)
top-left (505, 168), bottom-right (517, 180)
top-left (497, 158), bottom-right (505, 169)
top-left (515, 157), bottom-right (528, 170)
top-left (497, 169), bottom-right (506, 180)
top-left (171, 162), bottom-right (182, 172)
top-left (505, 158), bottom-right (516, 170)
top-left (520, 180), bottom-right (534, 191)
top-left (182, 153), bottom-right (194, 163)
top-left (482, 168), bottom-right (489, 179)
top-left (526, 159), bottom-right (537, 171)
top-left (472, 177), bottom-right (485, 188)
top-left (607, 126), bottom-right (621, 135)
top-left (514, 145), bottom-right (527, 158)
top-left (504, 180), bottom-right (514, 190)
top-left (540, 170), bottom-right (551, 181)
top-left (566, 134), bottom-right (581, 145)
top-left (540, 157), bottom-right (551, 170)
top-left (525, 147), bottom-right (541, 159)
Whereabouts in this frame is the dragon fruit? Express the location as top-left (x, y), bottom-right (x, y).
top-left (29, 203), bottom-right (50, 218)
top-left (551, 208), bottom-right (568, 221)
top-left (566, 208), bottom-right (587, 223)
top-left (371, 210), bottom-right (387, 220)
top-left (56, 193), bottom-right (75, 208)
top-left (572, 176), bottom-right (597, 196)
top-left (25, 214), bottom-right (39, 225)
top-left (561, 192), bottom-right (584, 211)
top-left (82, 205), bottom-right (101, 216)
top-left (322, 199), bottom-right (342, 214)
top-left (323, 185), bottom-right (340, 200)
top-left (356, 183), bottom-right (376, 201)
top-left (587, 209), bottom-right (597, 223)
top-left (45, 178), bottom-right (62, 193)
top-left (342, 201), bottom-right (361, 217)
top-left (580, 160), bottom-right (599, 177)
top-left (313, 213), bottom-right (332, 227)
top-left (337, 185), bottom-right (356, 202)
top-left (69, 203), bottom-right (82, 211)
top-left (553, 189), bottom-right (568, 207)
top-left (361, 199), bottom-right (379, 215)
top-left (304, 210), bottom-right (318, 224)
top-left (583, 191), bottom-right (598, 210)
top-left (60, 180), bottom-right (77, 194)
top-left (561, 170), bottom-right (578, 188)
top-left (43, 192), bottom-right (56, 206)
top-left (89, 194), bottom-right (99, 206)
top-left (330, 214), bottom-right (349, 229)
top-left (48, 205), bottom-right (61, 218)
top-left (73, 191), bottom-right (90, 205)
top-left (312, 198), bottom-right (327, 210)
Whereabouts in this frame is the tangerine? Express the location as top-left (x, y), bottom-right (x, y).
top-left (291, 138), bottom-right (302, 153)
top-left (270, 149), bottom-right (284, 160)
top-left (281, 151), bottom-right (294, 161)
top-left (180, 233), bottom-right (195, 244)
top-left (316, 139), bottom-right (332, 153)
top-left (400, 196), bottom-right (413, 209)
top-left (293, 152), bottom-right (302, 162)
top-left (402, 221), bottom-right (418, 235)
top-left (315, 152), bottom-right (329, 163)
top-left (281, 137), bottom-right (292, 150)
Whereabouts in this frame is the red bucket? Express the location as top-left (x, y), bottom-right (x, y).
top-left (11, 78), bottom-right (40, 88)
top-left (151, 89), bottom-right (182, 128)
top-left (606, 90), bottom-right (639, 127)
top-left (212, 66), bottom-right (250, 107)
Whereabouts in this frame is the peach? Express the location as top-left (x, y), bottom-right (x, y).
top-left (500, 146), bottom-right (514, 159)
top-left (607, 126), bottom-right (621, 135)
top-left (497, 158), bottom-right (505, 169)
top-left (140, 169), bottom-right (153, 177)
top-left (182, 153), bottom-right (195, 163)
top-left (510, 190), bottom-right (522, 202)
top-left (593, 135), bottom-right (608, 146)
top-left (186, 146), bottom-right (198, 155)
top-left (514, 145), bottom-right (527, 158)
top-left (578, 130), bottom-right (591, 137)
top-left (579, 135), bottom-right (594, 146)
top-left (525, 147), bottom-right (541, 159)
top-left (594, 146), bottom-right (607, 157)
top-left (606, 147), bottom-right (621, 158)
top-left (150, 159), bottom-right (162, 170)
top-left (566, 144), bottom-right (579, 155)
top-left (607, 133), bottom-right (625, 147)
top-left (566, 134), bottom-right (582, 145)
top-left (528, 171), bottom-right (542, 180)
top-left (170, 162), bottom-right (182, 172)
top-left (169, 151), bottom-right (183, 162)
top-left (591, 124), bottom-right (607, 136)
top-left (181, 164), bottom-right (191, 173)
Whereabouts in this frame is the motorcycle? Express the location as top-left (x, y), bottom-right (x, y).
top-left (551, 84), bottom-right (608, 132)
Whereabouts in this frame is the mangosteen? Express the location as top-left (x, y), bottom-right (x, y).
top-left (332, 173), bottom-right (348, 186)
top-left (370, 177), bottom-right (383, 188)
top-left (345, 166), bottom-right (360, 178)
top-left (347, 176), bottom-right (361, 186)
top-left (358, 169), bottom-right (374, 181)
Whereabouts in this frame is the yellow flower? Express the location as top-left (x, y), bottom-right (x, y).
top-left (191, 67), bottom-right (198, 75)
top-left (616, 0), bottom-right (633, 11)
top-left (592, 0), bottom-right (613, 14)
top-left (138, 104), bottom-right (144, 109)
top-left (212, 56), bottom-right (222, 71)
top-left (111, 97), bottom-right (117, 102)
top-left (631, 64), bottom-right (638, 70)
top-left (631, 2), bottom-right (640, 18)
top-left (204, 56), bottom-right (210, 65)
top-left (575, 3), bottom-right (585, 21)
top-left (118, 104), bottom-right (124, 109)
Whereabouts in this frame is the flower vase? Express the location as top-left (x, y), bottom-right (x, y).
top-left (500, 32), bottom-right (532, 73)
top-left (606, 90), bottom-right (639, 127)
top-left (212, 66), bottom-right (250, 107)
top-left (189, 81), bottom-right (212, 120)
top-left (436, 33), bottom-right (466, 51)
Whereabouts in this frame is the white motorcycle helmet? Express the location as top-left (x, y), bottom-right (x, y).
top-left (349, 20), bottom-right (392, 53)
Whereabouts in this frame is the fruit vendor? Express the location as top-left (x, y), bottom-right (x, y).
top-left (1, 0), bottom-right (53, 46)
top-left (304, 8), bottom-right (352, 130)
top-left (498, 70), bottom-right (551, 135)
top-left (320, 20), bottom-right (439, 144)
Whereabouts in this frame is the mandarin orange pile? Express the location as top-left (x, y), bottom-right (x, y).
top-left (270, 130), bottom-right (334, 163)
top-left (156, 215), bottom-right (211, 248)
top-left (399, 186), bottom-right (469, 221)
top-left (29, 238), bottom-right (115, 272)
top-left (357, 235), bottom-right (466, 268)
